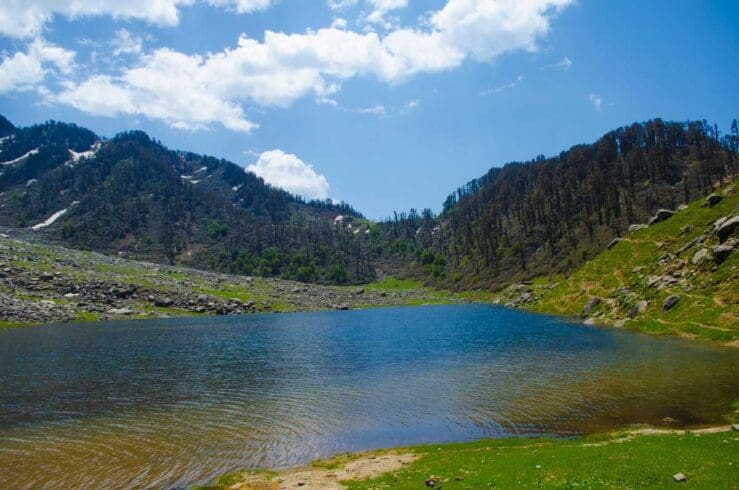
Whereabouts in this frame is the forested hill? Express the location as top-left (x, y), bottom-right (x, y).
top-left (377, 119), bottom-right (738, 290)
top-left (0, 117), bottom-right (371, 283)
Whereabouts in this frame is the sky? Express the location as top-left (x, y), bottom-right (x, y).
top-left (0, 1), bottom-right (737, 219)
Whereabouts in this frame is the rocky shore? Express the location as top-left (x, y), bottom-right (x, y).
top-left (0, 236), bottom-right (462, 326)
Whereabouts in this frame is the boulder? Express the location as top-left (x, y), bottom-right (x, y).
top-left (662, 295), bottom-right (680, 312)
top-left (691, 248), bottom-right (711, 266)
top-left (154, 297), bottom-right (174, 307)
top-left (582, 297), bottom-right (601, 316)
top-left (715, 216), bottom-right (739, 242)
top-left (583, 317), bottom-right (598, 325)
top-left (628, 300), bottom-right (648, 318)
top-left (673, 473), bottom-right (687, 483)
top-left (107, 307), bottom-right (133, 315)
top-left (628, 224), bottom-right (646, 233)
top-left (607, 238), bottom-right (622, 249)
top-left (712, 245), bottom-right (733, 264)
top-left (648, 209), bottom-right (674, 225)
top-left (679, 224), bottom-right (693, 235)
top-left (705, 194), bottom-right (722, 207)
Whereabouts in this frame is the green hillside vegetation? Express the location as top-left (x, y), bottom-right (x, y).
top-left (495, 181), bottom-right (738, 344)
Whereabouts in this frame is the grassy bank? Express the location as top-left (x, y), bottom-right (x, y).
top-left (203, 426), bottom-right (738, 489)
top-left (492, 182), bottom-right (738, 345)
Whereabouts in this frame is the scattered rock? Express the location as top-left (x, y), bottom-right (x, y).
top-left (584, 317), bottom-right (597, 325)
top-left (154, 297), bottom-right (174, 307)
top-left (607, 238), bottom-right (622, 249)
top-left (628, 300), bottom-right (648, 318)
top-left (425, 476), bottom-right (439, 487)
top-left (673, 473), bottom-right (687, 482)
top-left (648, 209), bottom-right (674, 225)
top-left (704, 194), bottom-right (722, 207)
top-left (582, 297), bottom-right (601, 316)
top-left (712, 245), bottom-right (733, 264)
top-left (107, 307), bottom-right (133, 315)
top-left (628, 224), bottom-right (646, 233)
top-left (662, 295), bottom-right (680, 312)
top-left (715, 216), bottom-right (739, 242)
top-left (732, 424), bottom-right (739, 432)
top-left (677, 204), bottom-right (689, 211)
top-left (691, 248), bottom-right (711, 266)
top-left (613, 319), bottom-right (627, 328)
top-left (679, 224), bottom-right (693, 235)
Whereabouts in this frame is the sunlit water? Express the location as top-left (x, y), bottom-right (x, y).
top-left (0, 304), bottom-right (737, 488)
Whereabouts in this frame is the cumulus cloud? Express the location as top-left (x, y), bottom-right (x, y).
top-left (365, 0), bottom-right (409, 27)
top-left (16, 0), bottom-right (573, 133)
top-left (246, 150), bottom-right (330, 199)
top-left (0, 37), bottom-right (75, 93)
top-left (0, 0), bottom-right (278, 39)
top-left (111, 29), bottom-right (143, 56)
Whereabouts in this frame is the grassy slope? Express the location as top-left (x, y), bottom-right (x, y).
top-left (346, 429), bottom-right (738, 489)
top-left (499, 182), bottom-right (738, 344)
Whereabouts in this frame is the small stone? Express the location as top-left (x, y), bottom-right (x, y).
top-left (425, 476), bottom-right (438, 487)
top-left (584, 317), bottom-right (597, 325)
top-left (705, 194), bottom-right (722, 207)
top-left (691, 248), bottom-right (711, 265)
top-left (628, 300), bottom-right (648, 318)
top-left (731, 424), bottom-right (739, 432)
top-left (715, 216), bottom-right (739, 242)
top-left (607, 237), bottom-right (622, 249)
top-left (712, 245), bottom-right (733, 264)
top-left (582, 297), bottom-right (601, 316)
top-left (673, 473), bottom-right (687, 482)
top-left (679, 224), bottom-right (693, 235)
top-left (662, 295), bottom-right (680, 312)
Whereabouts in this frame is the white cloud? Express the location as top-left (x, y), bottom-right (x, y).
top-left (327, 0), bottom-right (358, 11)
top-left (0, 0), bottom-right (278, 39)
top-left (480, 74), bottom-right (523, 96)
top-left (34, 0), bottom-right (572, 133)
top-left (541, 56), bottom-right (572, 71)
top-left (111, 29), bottom-right (143, 56)
top-left (588, 93), bottom-right (603, 112)
top-left (0, 37), bottom-right (75, 93)
top-left (0, 0), bottom-right (193, 39)
top-left (206, 0), bottom-right (276, 14)
top-left (365, 0), bottom-right (409, 27)
top-left (246, 149), bottom-right (330, 199)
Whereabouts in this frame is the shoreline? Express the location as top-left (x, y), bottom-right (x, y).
top-left (198, 424), bottom-right (739, 489)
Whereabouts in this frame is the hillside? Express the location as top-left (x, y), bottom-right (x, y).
top-left (492, 180), bottom-right (738, 345)
top-left (0, 118), bottom-right (372, 283)
top-left (376, 119), bottom-right (738, 290)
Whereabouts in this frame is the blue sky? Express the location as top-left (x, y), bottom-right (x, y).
top-left (0, 0), bottom-right (737, 218)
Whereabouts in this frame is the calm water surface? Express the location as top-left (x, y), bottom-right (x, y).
top-left (0, 304), bottom-right (737, 488)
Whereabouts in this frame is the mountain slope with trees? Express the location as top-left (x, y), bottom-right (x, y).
top-left (376, 118), bottom-right (738, 290)
top-left (0, 117), bottom-right (371, 283)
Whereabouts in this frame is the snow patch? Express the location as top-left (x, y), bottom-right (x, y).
top-left (31, 201), bottom-right (79, 230)
top-left (26, 179), bottom-right (37, 187)
top-left (195, 166), bottom-right (208, 174)
top-left (232, 184), bottom-right (242, 192)
top-left (1, 148), bottom-right (39, 166)
top-left (67, 142), bottom-right (102, 166)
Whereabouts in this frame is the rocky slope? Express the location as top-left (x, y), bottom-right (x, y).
top-left (493, 181), bottom-right (738, 345)
top-left (0, 232), bottom-right (463, 326)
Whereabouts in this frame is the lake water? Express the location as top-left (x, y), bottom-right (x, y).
top-left (0, 304), bottom-right (737, 488)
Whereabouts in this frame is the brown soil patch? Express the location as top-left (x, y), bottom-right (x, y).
top-left (228, 452), bottom-right (418, 490)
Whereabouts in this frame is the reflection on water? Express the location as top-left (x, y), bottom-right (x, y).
top-left (0, 304), bottom-right (736, 488)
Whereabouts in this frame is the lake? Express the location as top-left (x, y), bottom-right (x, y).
top-left (0, 304), bottom-right (737, 488)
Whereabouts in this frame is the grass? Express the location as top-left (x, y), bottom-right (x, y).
top-left (345, 430), bottom-right (738, 489)
top-left (519, 181), bottom-right (739, 344)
